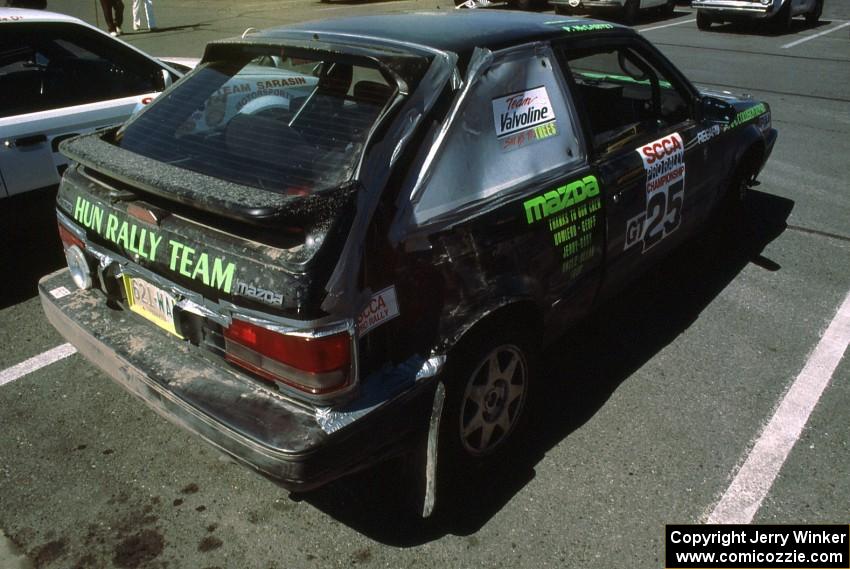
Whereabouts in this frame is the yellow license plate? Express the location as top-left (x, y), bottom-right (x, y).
top-left (123, 276), bottom-right (182, 338)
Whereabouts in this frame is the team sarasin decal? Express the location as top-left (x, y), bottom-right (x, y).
top-left (492, 86), bottom-right (556, 139)
top-left (72, 196), bottom-right (237, 293)
top-left (358, 286), bottom-right (400, 337)
top-left (523, 175), bottom-right (603, 277)
top-left (624, 133), bottom-right (686, 252)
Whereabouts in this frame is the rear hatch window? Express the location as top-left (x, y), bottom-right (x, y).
top-left (113, 50), bottom-right (398, 196)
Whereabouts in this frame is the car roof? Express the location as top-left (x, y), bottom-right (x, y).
top-left (253, 10), bottom-right (631, 59)
top-left (0, 7), bottom-right (86, 24)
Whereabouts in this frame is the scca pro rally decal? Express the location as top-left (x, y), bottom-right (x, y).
top-left (358, 286), bottom-right (400, 337)
top-left (624, 133), bottom-right (686, 252)
top-left (492, 86), bottom-right (556, 139)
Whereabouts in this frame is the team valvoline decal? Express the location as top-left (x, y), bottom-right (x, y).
top-left (492, 86), bottom-right (556, 138)
top-left (624, 132), bottom-right (686, 252)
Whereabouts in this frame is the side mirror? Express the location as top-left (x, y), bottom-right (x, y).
top-left (160, 68), bottom-right (174, 89)
top-left (701, 96), bottom-right (735, 124)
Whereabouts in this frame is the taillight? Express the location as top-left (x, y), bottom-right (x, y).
top-left (58, 222), bottom-right (84, 250)
top-left (223, 319), bottom-right (352, 395)
top-left (58, 222), bottom-right (92, 289)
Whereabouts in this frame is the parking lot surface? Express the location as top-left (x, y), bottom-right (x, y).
top-left (1, 1), bottom-right (848, 568)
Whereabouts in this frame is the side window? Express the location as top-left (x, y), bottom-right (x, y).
top-left (0, 23), bottom-right (161, 118)
top-left (413, 46), bottom-right (584, 222)
top-left (561, 45), bottom-right (690, 155)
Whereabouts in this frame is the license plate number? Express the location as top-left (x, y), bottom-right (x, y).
top-left (124, 276), bottom-right (182, 338)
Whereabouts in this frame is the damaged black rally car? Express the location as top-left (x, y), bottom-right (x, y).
top-left (41, 11), bottom-right (776, 515)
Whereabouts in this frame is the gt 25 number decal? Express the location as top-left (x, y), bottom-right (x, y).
top-left (644, 179), bottom-right (683, 250)
top-left (625, 132), bottom-right (687, 252)
top-left (624, 179), bottom-right (684, 252)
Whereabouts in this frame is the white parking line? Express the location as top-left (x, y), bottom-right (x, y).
top-left (782, 22), bottom-right (850, 49)
top-left (0, 343), bottom-right (77, 387)
top-left (639, 18), bottom-right (696, 33)
top-left (707, 289), bottom-right (850, 524)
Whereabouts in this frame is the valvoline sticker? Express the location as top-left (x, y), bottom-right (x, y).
top-left (357, 286), bottom-right (400, 337)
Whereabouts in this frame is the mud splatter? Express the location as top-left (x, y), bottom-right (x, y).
top-left (172, 499), bottom-right (183, 507)
top-left (31, 538), bottom-right (67, 568)
top-left (71, 553), bottom-right (98, 569)
top-left (352, 547), bottom-right (372, 564)
top-left (102, 449), bottom-right (114, 455)
top-left (197, 536), bottom-right (222, 552)
top-left (205, 524), bottom-right (218, 533)
top-left (181, 483), bottom-right (199, 494)
top-left (195, 506), bottom-right (206, 512)
top-left (112, 530), bottom-right (164, 569)
top-left (75, 445), bottom-right (87, 451)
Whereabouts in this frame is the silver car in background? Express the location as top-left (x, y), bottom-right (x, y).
top-left (692, 0), bottom-right (823, 30)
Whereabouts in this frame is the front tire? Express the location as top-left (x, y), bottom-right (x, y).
top-left (696, 10), bottom-right (712, 30)
top-left (805, 0), bottom-right (822, 26)
top-left (622, 0), bottom-right (640, 25)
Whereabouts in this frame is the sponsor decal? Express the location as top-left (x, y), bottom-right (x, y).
top-left (501, 121), bottom-right (558, 152)
top-left (696, 124), bottom-right (721, 145)
top-left (728, 103), bottom-right (767, 129)
top-left (561, 23), bottom-right (615, 33)
top-left (49, 286), bottom-right (72, 299)
top-left (72, 196), bottom-right (237, 293)
top-left (625, 133), bottom-right (686, 252)
top-left (522, 175), bottom-right (603, 278)
top-left (492, 86), bottom-right (556, 138)
top-left (234, 282), bottom-right (283, 307)
top-left (523, 174), bottom-right (600, 225)
top-left (357, 286), bottom-right (400, 337)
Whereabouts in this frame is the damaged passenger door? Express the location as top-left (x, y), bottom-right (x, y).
top-left (406, 44), bottom-right (606, 335)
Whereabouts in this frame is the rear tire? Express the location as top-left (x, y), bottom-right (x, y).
top-left (428, 324), bottom-right (535, 519)
top-left (696, 10), bottom-right (712, 30)
top-left (662, 0), bottom-right (675, 17)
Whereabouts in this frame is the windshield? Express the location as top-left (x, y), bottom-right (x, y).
top-left (114, 50), bottom-right (398, 195)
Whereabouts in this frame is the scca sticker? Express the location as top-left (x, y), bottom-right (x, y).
top-left (357, 286), bottom-right (400, 337)
top-left (492, 86), bottom-right (556, 138)
top-left (625, 133), bottom-right (686, 252)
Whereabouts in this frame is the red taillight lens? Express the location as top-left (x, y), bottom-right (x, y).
top-left (223, 319), bottom-right (352, 395)
top-left (58, 222), bottom-right (84, 249)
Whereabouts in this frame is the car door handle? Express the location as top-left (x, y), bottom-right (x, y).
top-left (4, 134), bottom-right (48, 149)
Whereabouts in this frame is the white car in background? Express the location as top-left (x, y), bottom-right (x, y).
top-left (0, 8), bottom-right (190, 198)
top-left (692, 0), bottom-right (822, 31)
top-left (549, 0), bottom-right (676, 23)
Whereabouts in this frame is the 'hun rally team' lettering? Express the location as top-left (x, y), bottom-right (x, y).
top-left (72, 196), bottom-right (236, 293)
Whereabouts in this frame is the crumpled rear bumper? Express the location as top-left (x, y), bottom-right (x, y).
top-left (39, 268), bottom-right (435, 491)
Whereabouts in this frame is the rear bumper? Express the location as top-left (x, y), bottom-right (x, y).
top-left (39, 269), bottom-right (436, 491)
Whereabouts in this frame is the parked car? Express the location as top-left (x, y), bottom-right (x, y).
top-left (41, 10), bottom-right (776, 517)
top-left (0, 8), bottom-right (189, 198)
top-left (550, 0), bottom-right (676, 24)
top-left (692, 0), bottom-right (823, 30)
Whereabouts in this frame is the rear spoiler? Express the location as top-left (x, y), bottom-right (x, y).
top-left (59, 129), bottom-right (355, 227)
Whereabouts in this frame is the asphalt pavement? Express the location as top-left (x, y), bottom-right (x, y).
top-left (1, 1), bottom-right (849, 568)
